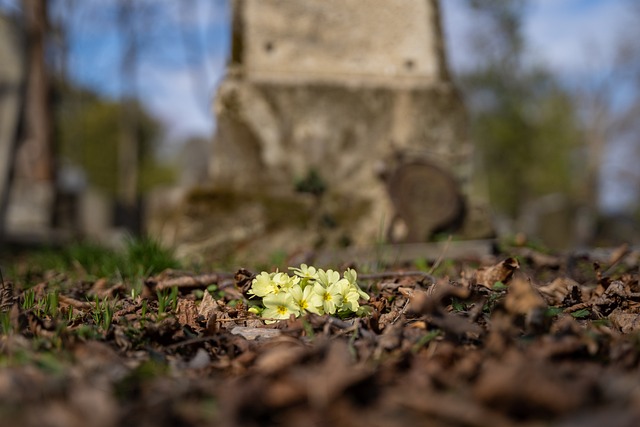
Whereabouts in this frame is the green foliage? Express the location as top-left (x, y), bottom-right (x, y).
top-left (412, 330), bottom-right (441, 354)
top-left (56, 84), bottom-right (176, 196)
top-left (123, 237), bottom-right (181, 277)
top-left (44, 291), bottom-right (59, 318)
top-left (156, 286), bottom-right (179, 316)
top-left (460, 0), bottom-right (584, 218)
top-left (544, 306), bottom-right (564, 318)
top-left (492, 281), bottom-right (508, 290)
top-left (92, 296), bottom-right (115, 331)
top-left (451, 297), bottom-right (467, 313)
top-left (571, 308), bottom-right (591, 319)
top-left (22, 288), bottom-right (36, 310)
top-left (295, 169), bottom-right (327, 197)
top-left (20, 237), bottom-right (180, 282)
top-left (0, 312), bottom-right (11, 335)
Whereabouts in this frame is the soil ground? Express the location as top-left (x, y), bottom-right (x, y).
top-left (1, 242), bottom-right (640, 427)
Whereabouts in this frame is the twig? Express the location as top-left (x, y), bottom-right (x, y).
top-left (360, 271), bottom-right (437, 283)
top-left (392, 299), bottom-right (411, 325)
top-left (153, 273), bottom-right (233, 291)
top-left (428, 235), bottom-right (452, 275)
top-left (602, 243), bottom-right (631, 276)
top-left (390, 236), bottom-right (451, 325)
top-left (167, 336), bottom-right (219, 349)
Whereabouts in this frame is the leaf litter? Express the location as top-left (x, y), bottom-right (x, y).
top-left (1, 245), bottom-right (640, 426)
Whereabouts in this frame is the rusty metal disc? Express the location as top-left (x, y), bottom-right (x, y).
top-left (386, 160), bottom-right (465, 242)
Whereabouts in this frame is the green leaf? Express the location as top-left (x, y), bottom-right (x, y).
top-left (492, 281), bottom-right (508, 290)
top-left (571, 308), bottom-right (591, 319)
top-left (544, 306), bottom-right (564, 317)
top-left (412, 330), bottom-right (441, 353)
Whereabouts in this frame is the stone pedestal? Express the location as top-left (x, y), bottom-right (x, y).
top-left (161, 0), bottom-right (492, 263)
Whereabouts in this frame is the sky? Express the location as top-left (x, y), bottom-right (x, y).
top-left (441, 0), bottom-right (635, 210)
top-left (47, 0), bottom-right (631, 142)
top-left (442, 0), bottom-right (630, 76)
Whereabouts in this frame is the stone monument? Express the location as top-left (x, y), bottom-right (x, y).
top-left (157, 0), bottom-right (492, 262)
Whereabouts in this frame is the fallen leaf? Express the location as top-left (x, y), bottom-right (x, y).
top-left (475, 257), bottom-right (520, 288)
top-left (230, 326), bottom-right (282, 340)
top-left (176, 298), bottom-right (199, 330)
top-left (609, 309), bottom-right (640, 334)
top-left (198, 289), bottom-right (221, 319)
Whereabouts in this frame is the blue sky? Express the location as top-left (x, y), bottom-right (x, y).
top-left (54, 0), bottom-right (631, 143)
top-left (443, 0), bottom-right (630, 76)
top-left (130, 0), bottom-right (632, 140)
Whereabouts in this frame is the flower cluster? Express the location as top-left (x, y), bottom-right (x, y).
top-left (247, 264), bottom-right (370, 323)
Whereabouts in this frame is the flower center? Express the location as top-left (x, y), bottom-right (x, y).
top-left (277, 305), bottom-right (288, 315)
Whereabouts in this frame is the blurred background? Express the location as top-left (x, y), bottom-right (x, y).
top-left (1, 0), bottom-right (639, 256)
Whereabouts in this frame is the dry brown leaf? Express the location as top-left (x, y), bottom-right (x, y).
top-left (504, 274), bottom-right (548, 333)
top-left (89, 278), bottom-right (124, 298)
top-left (303, 340), bottom-right (371, 408)
top-left (538, 277), bottom-right (581, 305)
top-left (58, 294), bottom-right (93, 311)
top-left (408, 284), bottom-right (470, 315)
top-left (475, 257), bottom-right (520, 288)
top-left (176, 298), bottom-right (199, 330)
top-left (253, 341), bottom-right (307, 375)
top-left (230, 326), bottom-right (282, 340)
top-left (609, 309), bottom-right (640, 334)
top-left (408, 284), bottom-right (482, 337)
top-left (504, 274), bottom-right (547, 316)
top-left (198, 289), bottom-right (221, 319)
top-left (474, 351), bottom-right (585, 417)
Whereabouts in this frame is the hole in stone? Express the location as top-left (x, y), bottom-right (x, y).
top-left (264, 41), bottom-right (274, 52)
top-left (404, 59), bottom-right (415, 70)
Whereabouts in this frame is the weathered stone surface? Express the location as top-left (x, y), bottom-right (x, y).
top-left (239, 0), bottom-right (445, 82)
top-left (159, 0), bottom-right (492, 263)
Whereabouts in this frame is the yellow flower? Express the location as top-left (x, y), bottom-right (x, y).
top-left (272, 272), bottom-right (299, 290)
top-left (289, 284), bottom-right (323, 315)
top-left (253, 266), bottom-right (366, 323)
top-left (262, 292), bottom-right (300, 323)
top-left (248, 272), bottom-right (278, 297)
top-left (313, 280), bottom-right (346, 315)
top-left (289, 264), bottom-right (319, 280)
top-left (339, 283), bottom-right (361, 312)
top-left (344, 268), bottom-right (369, 301)
top-left (316, 269), bottom-right (342, 288)
top-left (248, 306), bottom-right (262, 315)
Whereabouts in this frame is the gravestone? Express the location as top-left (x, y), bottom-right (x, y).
top-left (0, 14), bottom-right (25, 239)
top-left (158, 0), bottom-right (492, 262)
